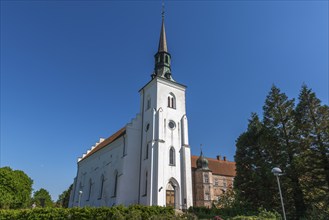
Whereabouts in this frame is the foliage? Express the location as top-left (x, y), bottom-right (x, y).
top-left (32, 188), bottom-right (53, 208)
top-left (234, 113), bottom-right (278, 211)
top-left (214, 188), bottom-right (236, 209)
top-left (234, 84), bottom-right (329, 219)
top-left (295, 85), bottom-right (329, 210)
top-left (0, 205), bottom-right (175, 220)
top-left (0, 167), bottom-right (33, 209)
top-left (188, 206), bottom-right (280, 220)
top-left (56, 184), bottom-right (73, 208)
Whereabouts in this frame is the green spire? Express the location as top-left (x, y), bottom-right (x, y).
top-left (152, 5), bottom-right (174, 81)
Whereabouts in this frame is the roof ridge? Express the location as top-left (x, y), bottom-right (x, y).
top-left (78, 127), bottom-right (126, 162)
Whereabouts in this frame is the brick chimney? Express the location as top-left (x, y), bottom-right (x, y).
top-left (216, 155), bottom-right (221, 161)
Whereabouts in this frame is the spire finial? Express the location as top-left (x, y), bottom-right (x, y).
top-left (200, 144), bottom-right (203, 155)
top-left (162, 0), bottom-right (165, 19)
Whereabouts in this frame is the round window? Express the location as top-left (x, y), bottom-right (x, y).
top-left (168, 121), bottom-right (176, 129)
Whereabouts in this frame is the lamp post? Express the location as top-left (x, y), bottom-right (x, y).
top-left (78, 191), bottom-right (83, 207)
top-left (271, 167), bottom-right (286, 220)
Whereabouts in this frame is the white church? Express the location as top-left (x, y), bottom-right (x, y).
top-left (69, 14), bottom-right (194, 209)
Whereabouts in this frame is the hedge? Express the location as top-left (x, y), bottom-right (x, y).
top-left (0, 205), bottom-right (176, 220)
top-left (188, 206), bottom-right (281, 220)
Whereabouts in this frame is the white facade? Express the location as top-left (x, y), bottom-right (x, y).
top-left (69, 16), bottom-right (193, 209)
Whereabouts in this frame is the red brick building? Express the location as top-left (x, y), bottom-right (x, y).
top-left (191, 152), bottom-right (236, 207)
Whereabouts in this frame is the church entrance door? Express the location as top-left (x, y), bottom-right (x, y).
top-left (166, 190), bottom-right (175, 207)
top-left (166, 181), bottom-right (176, 208)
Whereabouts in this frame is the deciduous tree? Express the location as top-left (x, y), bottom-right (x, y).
top-left (0, 167), bottom-right (33, 209)
top-left (56, 184), bottom-right (73, 208)
top-left (32, 188), bottom-right (53, 207)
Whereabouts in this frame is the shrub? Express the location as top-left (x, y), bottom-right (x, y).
top-left (0, 206), bottom-right (176, 220)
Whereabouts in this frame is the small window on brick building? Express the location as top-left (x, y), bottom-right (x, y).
top-left (204, 174), bottom-right (209, 183)
top-left (223, 177), bottom-right (227, 188)
top-left (205, 192), bottom-right (210, 200)
top-left (214, 178), bottom-right (218, 186)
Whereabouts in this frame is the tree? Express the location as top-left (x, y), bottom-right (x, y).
top-left (234, 85), bottom-right (328, 219)
top-left (263, 85), bottom-right (306, 218)
top-left (234, 113), bottom-right (278, 211)
top-left (295, 85), bottom-right (329, 212)
top-left (56, 184), bottom-right (73, 208)
top-left (0, 167), bottom-right (33, 209)
top-left (32, 188), bottom-right (53, 208)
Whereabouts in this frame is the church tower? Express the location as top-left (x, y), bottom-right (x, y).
top-left (138, 12), bottom-right (193, 209)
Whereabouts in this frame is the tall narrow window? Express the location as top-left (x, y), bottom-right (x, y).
top-left (168, 97), bottom-right (171, 107)
top-left (123, 136), bottom-right (127, 156)
top-left (87, 179), bottom-right (92, 201)
top-left (144, 171), bottom-right (148, 196)
top-left (165, 55), bottom-right (169, 63)
top-left (113, 171), bottom-right (118, 197)
top-left (99, 175), bottom-right (104, 199)
top-left (169, 147), bottom-right (175, 166)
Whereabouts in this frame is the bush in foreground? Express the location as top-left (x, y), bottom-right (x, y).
top-left (0, 205), bottom-right (175, 220)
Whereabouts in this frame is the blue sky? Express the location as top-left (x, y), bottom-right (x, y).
top-left (1, 0), bottom-right (328, 201)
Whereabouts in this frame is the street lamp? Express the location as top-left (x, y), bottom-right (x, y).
top-left (271, 167), bottom-right (286, 220)
top-left (78, 191), bottom-right (83, 207)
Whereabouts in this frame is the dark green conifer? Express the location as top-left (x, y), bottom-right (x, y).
top-left (295, 85), bottom-right (329, 213)
top-left (263, 85), bottom-right (306, 218)
top-left (235, 113), bottom-right (277, 210)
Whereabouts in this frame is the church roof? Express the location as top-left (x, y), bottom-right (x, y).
top-left (79, 127), bottom-right (126, 162)
top-left (191, 155), bottom-right (236, 177)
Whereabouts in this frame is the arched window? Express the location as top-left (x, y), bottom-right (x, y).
top-left (165, 55), bottom-right (169, 63)
top-left (167, 93), bottom-right (176, 109)
top-left (99, 175), bottom-right (105, 199)
top-left (113, 171), bottom-right (118, 197)
top-left (169, 147), bottom-right (175, 166)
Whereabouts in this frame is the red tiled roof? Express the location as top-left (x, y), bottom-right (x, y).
top-left (79, 127), bottom-right (126, 162)
top-left (191, 155), bottom-right (236, 177)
